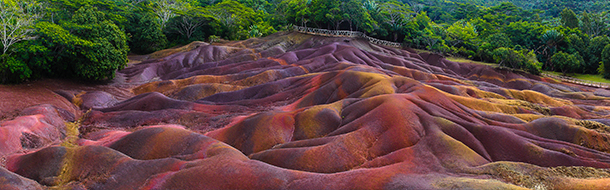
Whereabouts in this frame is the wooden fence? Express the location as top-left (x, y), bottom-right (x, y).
top-left (541, 73), bottom-right (609, 88)
top-left (292, 26), bottom-right (401, 48)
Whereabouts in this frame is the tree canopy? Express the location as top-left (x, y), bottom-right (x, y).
top-left (2, 0), bottom-right (610, 83)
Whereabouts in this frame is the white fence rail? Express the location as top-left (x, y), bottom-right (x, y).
top-left (292, 26), bottom-right (401, 48)
top-left (542, 73), bottom-right (609, 88)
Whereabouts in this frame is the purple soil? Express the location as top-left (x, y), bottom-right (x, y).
top-left (3, 32), bottom-right (610, 189)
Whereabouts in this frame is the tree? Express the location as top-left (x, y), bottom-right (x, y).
top-left (446, 20), bottom-right (477, 47)
top-left (42, 0), bottom-right (131, 29)
top-left (380, 1), bottom-right (410, 41)
top-left (0, 0), bottom-right (43, 54)
top-left (563, 33), bottom-right (586, 54)
top-left (152, 0), bottom-right (188, 29)
top-left (492, 47), bottom-right (541, 74)
top-left (539, 29), bottom-right (563, 66)
top-left (477, 33), bottom-right (512, 62)
top-left (560, 8), bottom-right (578, 29)
top-left (414, 23), bottom-right (449, 53)
top-left (580, 11), bottom-right (609, 39)
top-left (126, 11), bottom-right (168, 54)
top-left (208, 0), bottom-right (261, 40)
top-left (493, 47), bottom-right (521, 68)
top-left (404, 12), bottom-right (446, 50)
top-left (341, 0), bottom-right (376, 33)
top-left (550, 51), bottom-right (583, 75)
top-left (35, 5), bottom-right (129, 81)
top-left (166, 6), bottom-right (212, 40)
top-left (600, 44), bottom-right (610, 77)
top-left (502, 21), bottom-right (545, 50)
top-left (280, 0), bottom-right (312, 27)
top-left (362, 0), bottom-right (379, 14)
top-left (584, 35), bottom-right (610, 73)
top-left (321, 0), bottom-right (344, 30)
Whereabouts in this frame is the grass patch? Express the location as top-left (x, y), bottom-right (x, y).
top-left (411, 48), bottom-right (434, 54)
top-left (573, 73), bottom-right (610, 84)
top-left (445, 57), bottom-right (497, 66)
top-left (543, 71), bottom-right (610, 84)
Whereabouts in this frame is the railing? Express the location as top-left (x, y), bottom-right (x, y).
top-left (542, 73), bottom-right (609, 88)
top-left (292, 26), bottom-right (401, 48)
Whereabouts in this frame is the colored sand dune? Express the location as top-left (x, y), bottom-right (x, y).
top-left (2, 32), bottom-right (610, 189)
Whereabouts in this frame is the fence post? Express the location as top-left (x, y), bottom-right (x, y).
top-left (292, 26), bottom-right (401, 48)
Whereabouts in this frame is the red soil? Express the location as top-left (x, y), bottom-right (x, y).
top-left (2, 32), bottom-right (610, 189)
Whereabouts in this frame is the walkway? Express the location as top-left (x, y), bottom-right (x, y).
top-left (292, 26), bottom-right (401, 48)
top-left (541, 73), bottom-right (610, 88)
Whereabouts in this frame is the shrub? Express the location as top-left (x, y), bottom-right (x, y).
top-left (127, 13), bottom-right (168, 54)
top-left (585, 36), bottom-right (610, 73)
top-left (477, 33), bottom-right (512, 62)
top-left (0, 55), bottom-right (32, 83)
top-left (33, 5), bottom-right (129, 81)
top-left (492, 47), bottom-right (541, 75)
top-left (550, 51), bottom-right (583, 75)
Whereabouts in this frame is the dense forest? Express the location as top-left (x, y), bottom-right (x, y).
top-left (1, 0), bottom-right (610, 83)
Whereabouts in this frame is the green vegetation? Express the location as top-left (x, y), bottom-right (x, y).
top-left (573, 74), bottom-right (610, 84)
top-left (544, 71), bottom-right (610, 84)
top-left (1, 0), bottom-right (610, 83)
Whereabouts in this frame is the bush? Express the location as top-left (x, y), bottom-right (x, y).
top-left (477, 33), bottom-right (512, 62)
top-left (585, 36), bottom-right (610, 73)
top-left (492, 47), bottom-right (541, 75)
top-left (33, 5), bottom-right (129, 81)
top-left (10, 41), bottom-right (53, 80)
top-left (126, 13), bottom-right (168, 54)
top-left (550, 51), bottom-right (583, 75)
top-left (208, 35), bottom-right (220, 43)
top-left (0, 55), bottom-right (32, 83)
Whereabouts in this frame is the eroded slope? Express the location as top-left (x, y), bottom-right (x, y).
top-left (3, 32), bottom-right (610, 189)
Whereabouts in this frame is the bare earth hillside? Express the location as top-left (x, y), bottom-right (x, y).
top-left (3, 32), bottom-right (610, 189)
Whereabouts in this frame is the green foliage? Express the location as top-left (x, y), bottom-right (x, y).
top-left (563, 33), bottom-right (586, 55)
top-left (126, 11), bottom-right (168, 54)
top-left (32, 5), bottom-right (128, 81)
top-left (409, 17), bottom-right (449, 54)
top-left (579, 11), bottom-right (609, 38)
top-left (3, 0), bottom-right (610, 84)
top-left (492, 47), bottom-right (541, 74)
top-left (10, 40), bottom-right (52, 79)
top-left (477, 33), bottom-right (512, 62)
top-left (207, 0), bottom-right (267, 40)
top-left (550, 51), bottom-right (584, 75)
top-left (248, 25), bottom-right (263, 38)
top-left (0, 55), bottom-right (32, 83)
top-left (66, 5), bottom-right (129, 80)
top-left (208, 35), bottom-right (220, 43)
top-left (539, 29), bottom-right (564, 66)
top-left (541, 29), bottom-right (563, 50)
top-left (584, 36), bottom-right (610, 73)
top-left (0, 0), bottom-right (43, 54)
top-left (446, 20), bottom-right (478, 48)
top-left (405, 12), bottom-right (446, 52)
top-left (43, 0), bottom-right (130, 26)
top-left (164, 6), bottom-right (214, 44)
top-left (600, 44), bottom-right (610, 77)
top-left (560, 8), bottom-right (579, 29)
top-left (247, 23), bottom-right (276, 38)
top-left (502, 21), bottom-right (545, 50)
top-left (441, 0), bottom-right (610, 19)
